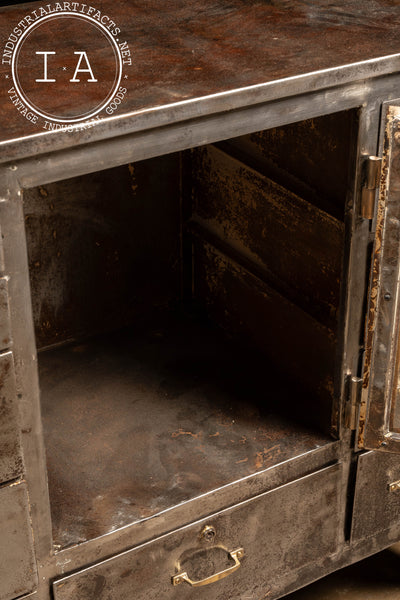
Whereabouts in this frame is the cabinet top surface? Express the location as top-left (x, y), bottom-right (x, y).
top-left (1, 0), bottom-right (400, 164)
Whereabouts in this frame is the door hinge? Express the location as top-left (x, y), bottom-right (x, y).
top-left (360, 156), bottom-right (381, 219)
top-left (345, 375), bottom-right (363, 430)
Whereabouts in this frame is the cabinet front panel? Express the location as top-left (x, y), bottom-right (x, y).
top-left (53, 464), bottom-right (341, 600)
top-left (0, 277), bottom-right (12, 352)
top-left (0, 351), bottom-right (23, 484)
top-left (0, 481), bottom-right (37, 600)
top-left (351, 451), bottom-right (400, 541)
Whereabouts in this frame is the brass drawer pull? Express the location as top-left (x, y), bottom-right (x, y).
top-left (172, 547), bottom-right (244, 587)
top-left (389, 479), bottom-right (400, 492)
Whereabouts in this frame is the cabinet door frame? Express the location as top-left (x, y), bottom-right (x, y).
top-left (360, 100), bottom-right (400, 452)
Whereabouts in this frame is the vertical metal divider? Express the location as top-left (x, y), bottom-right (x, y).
top-left (338, 98), bottom-right (385, 543)
top-left (0, 166), bottom-right (53, 600)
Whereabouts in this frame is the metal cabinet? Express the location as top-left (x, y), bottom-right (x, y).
top-left (2, 2), bottom-right (400, 600)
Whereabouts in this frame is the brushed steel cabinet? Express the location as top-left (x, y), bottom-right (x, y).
top-left (3, 3), bottom-right (400, 600)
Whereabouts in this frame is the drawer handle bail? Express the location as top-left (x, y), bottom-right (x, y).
top-left (172, 547), bottom-right (244, 587)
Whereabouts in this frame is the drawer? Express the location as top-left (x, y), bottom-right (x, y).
top-left (0, 350), bottom-right (24, 484)
top-left (351, 451), bottom-right (400, 541)
top-left (0, 480), bottom-right (37, 600)
top-left (53, 464), bottom-right (341, 600)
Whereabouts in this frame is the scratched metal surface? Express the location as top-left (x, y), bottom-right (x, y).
top-left (1, 0), bottom-right (400, 161)
top-left (0, 351), bottom-right (24, 485)
top-left (0, 481), bottom-right (38, 600)
top-left (52, 465), bottom-right (341, 600)
top-left (38, 312), bottom-right (332, 548)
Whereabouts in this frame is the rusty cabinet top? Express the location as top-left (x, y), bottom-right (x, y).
top-left (1, 0), bottom-right (400, 164)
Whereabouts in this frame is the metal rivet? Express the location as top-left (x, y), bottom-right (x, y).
top-left (384, 293), bottom-right (391, 301)
top-left (201, 525), bottom-right (216, 542)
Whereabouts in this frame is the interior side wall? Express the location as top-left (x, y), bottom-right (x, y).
top-left (23, 154), bottom-right (182, 349)
top-left (185, 110), bottom-right (358, 434)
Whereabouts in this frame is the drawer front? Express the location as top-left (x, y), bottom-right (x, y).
top-left (0, 481), bottom-right (37, 600)
top-left (0, 351), bottom-right (24, 484)
top-left (53, 464), bottom-right (341, 600)
top-left (351, 451), bottom-right (400, 541)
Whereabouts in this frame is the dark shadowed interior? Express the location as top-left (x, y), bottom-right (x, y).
top-left (23, 109), bottom-right (358, 547)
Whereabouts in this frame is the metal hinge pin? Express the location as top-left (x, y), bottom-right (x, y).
top-left (346, 375), bottom-right (363, 430)
top-left (361, 156), bottom-right (382, 219)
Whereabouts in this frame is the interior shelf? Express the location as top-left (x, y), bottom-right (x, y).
top-left (39, 311), bottom-right (332, 548)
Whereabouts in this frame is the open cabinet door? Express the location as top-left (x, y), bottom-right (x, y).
top-left (360, 102), bottom-right (400, 453)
